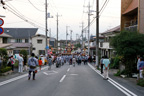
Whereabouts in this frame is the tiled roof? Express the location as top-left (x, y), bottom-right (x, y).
top-left (0, 33), bottom-right (12, 38)
top-left (4, 28), bottom-right (38, 39)
top-left (0, 43), bottom-right (12, 48)
top-left (101, 25), bottom-right (120, 35)
top-left (11, 43), bottom-right (31, 48)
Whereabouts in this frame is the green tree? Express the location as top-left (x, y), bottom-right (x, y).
top-left (0, 48), bottom-right (8, 67)
top-left (20, 49), bottom-right (28, 59)
top-left (110, 31), bottom-right (144, 77)
top-left (74, 43), bottom-right (81, 49)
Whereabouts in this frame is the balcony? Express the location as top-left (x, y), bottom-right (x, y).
top-left (124, 20), bottom-right (138, 32)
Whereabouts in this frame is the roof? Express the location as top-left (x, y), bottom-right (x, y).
top-left (11, 43), bottom-right (31, 48)
top-left (4, 28), bottom-right (38, 39)
top-left (0, 33), bottom-right (12, 38)
top-left (123, 0), bottom-right (138, 15)
top-left (101, 25), bottom-right (120, 35)
top-left (0, 43), bottom-right (12, 48)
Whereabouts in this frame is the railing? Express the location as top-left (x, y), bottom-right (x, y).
top-left (124, 25), bottom-right (138, 32)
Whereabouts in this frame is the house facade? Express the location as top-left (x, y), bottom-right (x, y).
top-left (32, 34), bottom-right (56, 56)
top-left (100, 26), bottom-right (120, 58)
top-left (121, 0), bottom-right (144, 33)
top-left (3, 28), bottom-right (38, 55)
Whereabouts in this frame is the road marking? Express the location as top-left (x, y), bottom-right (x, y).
top-left (43, 72), bottom-right (49, 75)
top-left (59, 75), bottom-right (66, 82)
top-left (0, 66), bottom-right (48, 87)
top-left (67, 68), bottom-right (70, 72)
top-left (70, 74), bottom-right (78, 76)
top-left (88, 63), bottom-right (137, 96)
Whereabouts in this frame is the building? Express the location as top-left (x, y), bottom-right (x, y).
top-left (100, 25), bottom-right (120, 58)
top-left (32, 34), bottom-right (56, 56)
top-left (0, 33), bottom-right (13, 55)
top-left (89, 35), bottom-right (104, 56)
top-left (4, 28), bottom-right (38, 55)
top-left (121, 0), bottom-right (144, 33)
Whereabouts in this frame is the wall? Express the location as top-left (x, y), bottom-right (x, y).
top-left (32, 36), bottom-right (46, 56)
top-left (139, 0), bottom-right (144, 33)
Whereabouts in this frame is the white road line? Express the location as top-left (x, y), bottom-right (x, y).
top-left (43, 72), bottom-right (49, 75)
top-left (0, 66), bottom-right (48, 87)
top-left (88, 63), bottom-right (137, 96)
top-left (108, 80), bottom-right (131, 96)
top-left (59, 75), bottom-right (66, 82)
top-left (67, 68), bottom-right (70, 72)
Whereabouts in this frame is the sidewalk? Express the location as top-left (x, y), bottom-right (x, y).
top-left (108, 69), bottom-right (144, 95)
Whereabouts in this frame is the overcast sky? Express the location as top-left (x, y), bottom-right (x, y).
top-left (0, 0), bottom-right (121, 40)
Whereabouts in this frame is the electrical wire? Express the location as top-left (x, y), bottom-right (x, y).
top-left (28, 0), bottom-right (44, 12)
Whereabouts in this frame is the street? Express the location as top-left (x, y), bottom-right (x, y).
top-left (0, 63), bottom-right (138, 96)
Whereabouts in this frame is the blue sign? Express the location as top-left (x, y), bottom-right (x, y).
top-left (0, 18), bottom-right (4, 26)
top-left (46, 46), bottom-right (49, 49)
top-left (0, 27), bottom-right (4, 35)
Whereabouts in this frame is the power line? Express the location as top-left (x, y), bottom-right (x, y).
top-left (28, 0), bottom-right (44, 12)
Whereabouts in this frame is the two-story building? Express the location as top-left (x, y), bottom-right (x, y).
top-left (121, 0), bottom-right (144, 33)
top-left (4, 28), bottom-right (38, 55)
top-left (100, 25), bottom-right (120, 58)
top-left (32, 34), bottom-right (56, 56)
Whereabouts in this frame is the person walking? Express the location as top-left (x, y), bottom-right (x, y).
top-left (10, 56), bottom-right (15, 72)
top-left (38, 58), bottom-right (42, 71)
top-left (28, 53), bottom-right (38, 80)
top-left (100, 56), bottom-right (104, 74)
top-left (138, 57), bottom-right (144, 79)
top-left (137, 55), bottom-right (141, 80)
top-left (18, 54), bottom-right (24, 73)
top-left (103, 56), bottom-right (110, 80)
top-left (72, 56), bottom-right (76, 67)
top-left (23, 57), bottom-right (27, 72)
top-left (48, 55), bottom-right (53, 70)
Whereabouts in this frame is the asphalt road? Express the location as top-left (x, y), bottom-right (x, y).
top-left (0, 63), bottom-right (138, 96)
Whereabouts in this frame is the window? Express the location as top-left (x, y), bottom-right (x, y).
top-left (15, 39), bottom-right (22, 43)
top-left (37, 39), bottom-right (42, 44)
top-left (25, 39), bottom-right (29, 43)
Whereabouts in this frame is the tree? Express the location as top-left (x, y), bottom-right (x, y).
top-left (20, 49), bottom-right (28, 59)
top-left (110, 31), bottom-right (144, 77)
top-left (0, 48), bottom-right (8, 67)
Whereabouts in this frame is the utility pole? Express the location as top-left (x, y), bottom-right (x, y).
top-left (56, 13), bottom-right (61, 54)
top-left (66, 26), bottom-right (70, 47)
top-left (96, 0), bottom-right (99, 66)
top-left (45, 0), bottom-right (48, 56)
top-left (70, 30), bottom-right (73, 44)
top-left (80, 22), bottom-right (84, 49)
top-left (88, 2), bottom-right (91, 56)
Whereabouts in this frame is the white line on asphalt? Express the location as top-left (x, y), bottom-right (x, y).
top-left (0, 66), bottom-right (48, 87)
top-left (88, 63), bottom-right (137, 96)
top-left (108, 80), bottom-right (131, 96)
top-left (59, 75), bottom-right (66, 82)
top-left (67, 68), bottom-right (70, 72)
top-left (43, 72), bottom-right (49, 75)
top-left (70, 74), bottom-right (78, 76)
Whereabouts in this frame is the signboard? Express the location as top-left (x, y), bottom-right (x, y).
top-left (0, 18), bottom-right (4, 35)
top-left (0, 27), bottom-right (4, 35)
top-left (46, 46), bottom-right (49, 49)
top-left (0, 18), bottom-right (4, 26)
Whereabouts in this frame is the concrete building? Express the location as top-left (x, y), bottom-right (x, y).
top-left (32, 34), bottom-right (56, 56)
top-left (121, 0), bottom-right (144, 33)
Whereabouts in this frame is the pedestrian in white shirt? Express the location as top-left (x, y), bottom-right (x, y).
top-left (18, 54), bottom-right (24, 73)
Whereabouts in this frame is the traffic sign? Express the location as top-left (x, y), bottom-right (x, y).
top-left (46, 46), bottom-right (49, 49)
top-left (0, 18), bottom-right (4, 26)
top-left (0, 27), bottom-right (4, 35)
